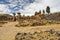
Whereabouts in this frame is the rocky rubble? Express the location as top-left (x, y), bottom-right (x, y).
top-left (16, 19), bottom-right (60, 27)
top-left (15, 29), bottom-right (60, 40)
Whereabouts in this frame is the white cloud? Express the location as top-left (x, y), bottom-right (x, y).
top-left (18, 0), bottom-right (60, 16)
top-left (0, 0), bottom-right (60, 16)
top-left (0, 4), bottom-right (11, 14)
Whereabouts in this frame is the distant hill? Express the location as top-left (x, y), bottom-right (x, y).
top-left (0, 14), bottom-right (12, 21)
top-left (0, 14), bottom-right (12, 18)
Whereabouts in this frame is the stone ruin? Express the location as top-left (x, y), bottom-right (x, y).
top-left (15, 29), bottom-right (60, 40)
top-left (15, 11), bottom-right (60, 27)
top-left (15, 11), bottom-right (42, 27)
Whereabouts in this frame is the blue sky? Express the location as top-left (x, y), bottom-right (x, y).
top-left (0, 0), bottom-right (60, 16)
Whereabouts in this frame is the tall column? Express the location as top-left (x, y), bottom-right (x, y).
top-left (13, 13), bottom-right (16, 21)
top-left (17, 12), bottom-right (21, 21)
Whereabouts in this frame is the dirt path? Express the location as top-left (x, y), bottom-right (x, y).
top-left (0, 22), bottom-right (19, 40)
top-left (3, 22), bottom-right (18, 27)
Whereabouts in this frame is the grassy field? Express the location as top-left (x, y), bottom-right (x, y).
top-left (0, 22), bottom-right (60, 40)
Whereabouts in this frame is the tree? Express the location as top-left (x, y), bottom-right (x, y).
top-left (43, 10), bottom-right (45, 14)
top-left (42, 10), bottom-right (45, 18)
top-left (39, 10), bottom-right (41, 14)
top-left (46, 6), bottom-right (50, 14)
